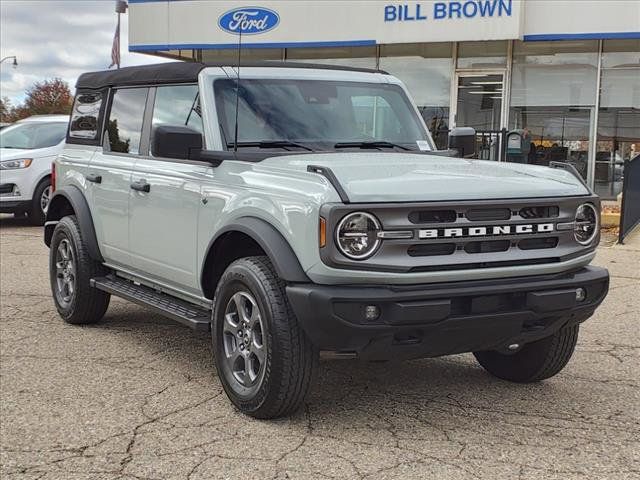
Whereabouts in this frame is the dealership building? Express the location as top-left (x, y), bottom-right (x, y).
top-left (128, 0), bottom-right (640, 199)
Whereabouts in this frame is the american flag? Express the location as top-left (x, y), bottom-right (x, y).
top-left (109, 17), bottom-right (120, 69)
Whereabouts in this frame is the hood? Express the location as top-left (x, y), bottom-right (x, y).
top-left (0, 148), bottom-right (32, 160)
top-left (258, 152), bottom-right (590, 203)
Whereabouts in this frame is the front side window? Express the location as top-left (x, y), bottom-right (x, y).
top-left (152, 85), bottom-right (203, 135)
top-left (214, 79), bottom-right (431, 150)
top-left (0, 122), bottom-right (67, 150)
top-left (107, 88), bottom-right (148, 154)
top-left (69, 91), bottom-right (102, 141)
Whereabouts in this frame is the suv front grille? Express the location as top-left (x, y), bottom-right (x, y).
top-left (409, 209), bottom-right (457, 224)
top-left (519, 206), bottom-right (560, 219)
top-left (408, 243), bottom-right (456, 257)
top-left (466, 208), bottom-right (511, 221)
top-left (320, 196), bottom-right (596, 274)
top-left (463, 240), bottom-right (511, 254)
top-left (518, 237), bottom-right (559, 250)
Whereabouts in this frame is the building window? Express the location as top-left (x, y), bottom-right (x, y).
top-left (508, 40), bottom-right (599, 176)
top-left (595, 40), bottom-right (640, 199)
top-left (106, 88), bottom-right (149, 154)
top-left (379, 43), bottom-right (452, 149)
top-left (457, 41), bottom-right (508, 69)
top-left (285, 46), bottom-right (377, 69)
top-left (201, 48), bottom-right (283, 62)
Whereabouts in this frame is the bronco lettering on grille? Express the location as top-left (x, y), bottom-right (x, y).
top-left (418, 223), bottom-right (555, 239)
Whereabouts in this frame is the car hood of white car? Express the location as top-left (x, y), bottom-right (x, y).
top-left (0, 147), bottom-right (32, 160)
top-left (0, 145), bottom-right (62, 161)
top-left (257, 152), bottom-right (591, 203)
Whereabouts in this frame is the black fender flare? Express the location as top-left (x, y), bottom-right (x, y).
top-left (201, 217), bottom-right (310, 292)
top-left (44, 185), bottom-right (104, 262)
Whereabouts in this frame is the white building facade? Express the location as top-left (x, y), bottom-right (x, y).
top-left (128, 0), bottom-right (640, 198)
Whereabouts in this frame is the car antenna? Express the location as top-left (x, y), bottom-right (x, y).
top-left (233, 24), bottom-right (243, 153)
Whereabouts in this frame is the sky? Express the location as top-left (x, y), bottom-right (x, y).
top-left (0, 0), bottom-right (172, 104)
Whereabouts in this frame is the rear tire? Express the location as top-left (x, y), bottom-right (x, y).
top-left (474, 324), bottom-right (579, 383)
top-left (49, 215), bottom-right (110, 324)
top-left (29, 178), bottom-right (51, 226)
top-left (212, 256), bottom-right (317, 419)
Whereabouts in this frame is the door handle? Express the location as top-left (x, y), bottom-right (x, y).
top-left (86, 173), bottom-right (102, 184)
top-left (130, 180), bottom-right (150, 193)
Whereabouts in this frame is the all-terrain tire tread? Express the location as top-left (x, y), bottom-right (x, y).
top-left (532, 324), bottom-right (579, 381)
top-left (213, 256), bottom-right (317, 419)
top-left (50, 215), bottom-right (110, 324)
top-left (243, 256), bottom-right (317, 418)
top-left (474, 324), bottom-right (579, 383)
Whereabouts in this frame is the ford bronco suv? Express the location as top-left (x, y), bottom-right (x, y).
top-left (45, 62), bottom-right (609, 419)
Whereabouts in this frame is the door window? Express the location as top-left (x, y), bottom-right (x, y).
top-left (106, 88), bottom-right (149, 154)
top-left (152, 85), bottom-right (203, 135)
top-left (69, 91), bottom-right (102, 141)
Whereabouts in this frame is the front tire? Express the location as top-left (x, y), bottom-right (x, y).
top-left (212, 256), bottom-right (317, 419)
top-left (49, 215), bottom-right (110, 324)
top-left (29, 178), bottom-right (51, 226)
top-left (474, 324), bottom-right (579, 383)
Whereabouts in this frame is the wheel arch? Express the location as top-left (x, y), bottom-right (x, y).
top-left (201, 217), bottom-right (310, 299)
top-left (44, 185), bottom-right (103, 262)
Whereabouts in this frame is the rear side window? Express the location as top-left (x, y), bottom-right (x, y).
top-left (106, 88), bottom-right (149, 154)
top-left (152, 85), bottom-right (203, 135)
top-left (69, 91), bottom-right (103, 143)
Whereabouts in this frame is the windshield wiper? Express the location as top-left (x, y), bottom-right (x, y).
top-left (227, 141), bottom-right (314, 152)
top-left (333, 141), bottom-right (412, 151)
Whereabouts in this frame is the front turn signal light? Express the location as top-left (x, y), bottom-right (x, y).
top-left (319, 217), bottom-right (326, 248)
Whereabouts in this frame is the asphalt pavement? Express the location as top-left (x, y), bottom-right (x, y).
top-left (1, 215), bottom-right (638, 480)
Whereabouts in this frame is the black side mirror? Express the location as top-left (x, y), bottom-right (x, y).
top-left (448, 127), bottom-right (476, 158)
top-left (151, 125), bottom-right (202, 160)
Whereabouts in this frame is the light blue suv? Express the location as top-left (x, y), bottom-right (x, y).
top-left (45, 62), bottom-right (609, 418)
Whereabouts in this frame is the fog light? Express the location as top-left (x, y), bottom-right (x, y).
top-left (364, 305), bottom-right (380, 322)
top-left (576, 288), bottom-right (586, 302)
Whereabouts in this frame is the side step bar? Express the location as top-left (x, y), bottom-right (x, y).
top-left (91, 275), bottom-right (211, 331)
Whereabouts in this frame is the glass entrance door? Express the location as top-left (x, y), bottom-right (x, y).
top-left (453, 73), bottom-right (506, 160)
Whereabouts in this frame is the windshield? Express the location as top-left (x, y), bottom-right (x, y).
top-left (214, 79), bottom-right (432, 151)
top-left (0, 122), bottom-right (67, 149)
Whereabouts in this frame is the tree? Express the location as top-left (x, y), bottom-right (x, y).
top-left (22, 78), bottom-right (73, 117)
top-left (0, 96), bottom-right (12, 122)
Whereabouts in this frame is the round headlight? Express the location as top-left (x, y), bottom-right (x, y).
top-left (574, 203), bottom-right (598, 245)
top-left (336, 212), bottom-right (381, 260)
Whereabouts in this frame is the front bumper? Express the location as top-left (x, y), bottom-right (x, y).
top-left (286, 266), bottom-right (609, 361)
top-left (0, 198), bottom-right (30, 213)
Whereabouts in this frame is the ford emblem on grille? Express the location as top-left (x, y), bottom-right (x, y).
top-left (218, 6), bottom-right (280, 35)
top-left (418, 223), bottom-right (555, 239)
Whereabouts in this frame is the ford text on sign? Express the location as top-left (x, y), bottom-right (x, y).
top-left (218, 7), bottom-right (280, 35)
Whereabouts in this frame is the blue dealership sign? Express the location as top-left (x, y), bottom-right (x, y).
top-left (218, 6), bottom-right (280, 35)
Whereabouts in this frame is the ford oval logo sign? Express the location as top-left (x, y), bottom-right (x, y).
top-left (218, 6), bottom-right (280, 35)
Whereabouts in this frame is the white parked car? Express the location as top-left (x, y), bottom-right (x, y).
top-left (0, 115), bottom-right (69, 224)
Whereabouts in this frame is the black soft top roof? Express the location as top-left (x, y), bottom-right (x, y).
top-left (75, 61), bottom-right (388, 90)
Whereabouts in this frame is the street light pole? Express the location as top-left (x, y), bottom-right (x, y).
top-left (0, 56), bottom-right (18, 67)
